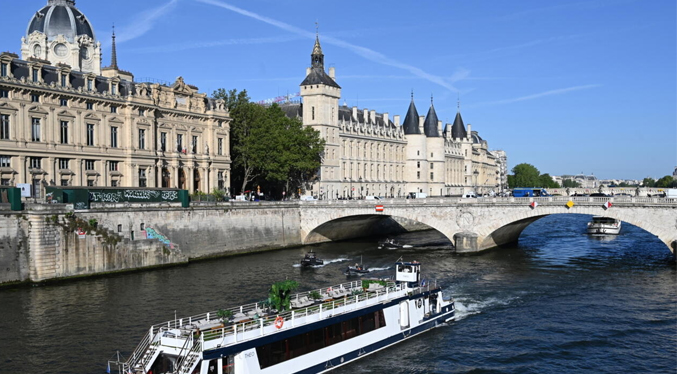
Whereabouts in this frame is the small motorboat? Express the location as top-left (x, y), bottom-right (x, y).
top-left (345, 256), bottom-right (370, 275)
top-left (300, 250), bottom-right (324, 267)
top-left (378, 238), bottom-right (404, 249)
top-left (587, 216), bottom-right (622, 235)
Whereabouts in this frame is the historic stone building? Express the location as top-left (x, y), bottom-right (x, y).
top-left (0, 0), bottom-right (231, 197)
top-left (282, 34), bottom-right (504, 198)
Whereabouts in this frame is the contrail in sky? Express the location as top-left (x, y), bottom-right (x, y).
top-left (113, 0), bottom-right (180, 44)
top-left (194, 0), bottom-right (459, 92)
top-left (473, 84), bottom-right (601, 107)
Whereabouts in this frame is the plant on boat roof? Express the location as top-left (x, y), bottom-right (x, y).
top-left (217, 309), bottom-right (233, 324)
top-left (268, 280), bottom-right (299, 312)
top-left (309, 290), bottom-right (322, 300)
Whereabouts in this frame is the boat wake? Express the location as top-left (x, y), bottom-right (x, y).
top-left (452, 296), bottom-right (518, 321)
top-left (293, 257), bottom-right (349, 268)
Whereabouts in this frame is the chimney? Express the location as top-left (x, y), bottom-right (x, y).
top-left (418, 116), bottom-right (424, 134)
top-left (363, 108), bottom-right (369, 124)
top-left (370, 110), bottom-right (376, 124)
top-left (437, 120), bottom-right (442, 135)
top-left (306, 67), bottom-right (311, 76)
top-left (329, 67), bottom-right (335, 79)
top-left (467, 124), bottom-right (472, 139)
top-left (384, 112), bottom-right (389, 125)
top-left (352, 106), bottom-right (357, 121)
top-left (394, 114), bottom-right (400, 127)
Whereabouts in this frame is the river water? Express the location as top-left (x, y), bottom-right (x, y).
top-left (0, 214), bottom-right (675, 374)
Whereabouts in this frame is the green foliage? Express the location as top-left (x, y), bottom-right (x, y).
top-left (642, 177), bottom-right (656, 187)
top-left (217, 309), bottom-right (233, 324)
top-left (538, 173), bottom-right (560, 189)
top-left (267, 280), bottom-right (299, 312)
top-left (212, 88), bottom-right (325, 197)
top-left (562, 179), bottom-right (581, 188)
top-left (88, 218), bottom-right (97, 227)
top-left (655, 175), bottom-right (676, 188)
top-left (509, 163), bottom-right (541, 188)
top-left (309, 290), bottom-right (322, 300)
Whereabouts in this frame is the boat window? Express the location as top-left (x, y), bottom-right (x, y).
top-left (256, 310), bottom-right (386, 369)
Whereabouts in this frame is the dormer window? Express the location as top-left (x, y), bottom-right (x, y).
top-left (32, 68), bottom-right (39, 83)
top-left (60, 74), bottom-right (67, 87)
top-left (0, 63), bottom-right (7, 77)
top-left (111, 84), bottom-right (117, 95)
top-left (87, 79), bottom-right (93, 91)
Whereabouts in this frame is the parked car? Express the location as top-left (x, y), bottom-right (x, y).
top-left (365, 196), bottom-right (380, 200)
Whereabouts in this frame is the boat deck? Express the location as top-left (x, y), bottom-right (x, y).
top-left (123, 279), bottom-right (438, 372)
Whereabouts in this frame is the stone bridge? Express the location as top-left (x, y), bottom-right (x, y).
top-left (298, 196), bottom-right (677, 254)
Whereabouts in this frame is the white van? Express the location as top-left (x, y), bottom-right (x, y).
top-left (300, 195), bottom-right (317, 201)
top-left (365, 195), bottom-right (380, 201)
top-left (462, 191), bottom-right (477, 198)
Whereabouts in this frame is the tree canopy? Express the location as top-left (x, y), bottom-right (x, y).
top-left (508, 163), bottom-right (560, 188)
top-left (213, 88), bottom-right (325, 198)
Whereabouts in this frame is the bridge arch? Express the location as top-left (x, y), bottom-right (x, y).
top-left (299, 199), bottom-right (676, 255)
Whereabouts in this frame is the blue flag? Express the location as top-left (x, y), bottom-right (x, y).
top-left (106, 362), bottom-right (111, 374)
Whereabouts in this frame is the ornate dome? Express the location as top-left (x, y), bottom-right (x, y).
top-left (26, 0), bottom-right (95, 43)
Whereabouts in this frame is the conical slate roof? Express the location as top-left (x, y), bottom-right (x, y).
top-left (423, 103), bottom-right (440, 137)
top-left (451, 111), bottom-right (467, 139)
top-left (402, 98), bottom-right (421, 135)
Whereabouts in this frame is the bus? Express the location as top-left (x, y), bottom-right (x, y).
top-left (511, 188), bottom-right (551, 197)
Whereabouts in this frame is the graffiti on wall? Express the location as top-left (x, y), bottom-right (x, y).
top-left (145, 227), bottom-right (176, 249)
top-left (89, 189), bottom-right (181, 203)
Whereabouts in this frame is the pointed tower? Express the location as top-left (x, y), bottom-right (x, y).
top-left (300, 29), bottom-right (341, 199)
top-left (423, 96), bottom-right (440, 137)
top-left (402, 92), bottom-right (421, 135)
top-left (102, 26), bottom-right (134, 81)
top-left (403, 92), bottom-right (428, 196)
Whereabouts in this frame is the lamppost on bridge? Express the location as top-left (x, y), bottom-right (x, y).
top-left (359, 176), bottom-right (363, 198)
top-left (473, 169), bottom-right (479, 194)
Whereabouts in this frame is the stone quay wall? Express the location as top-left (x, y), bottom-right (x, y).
top-left (0, 203), bottom-right (304, 285)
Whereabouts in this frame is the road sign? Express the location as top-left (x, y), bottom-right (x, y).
top-left (375, 205), bottom-right (384, 212)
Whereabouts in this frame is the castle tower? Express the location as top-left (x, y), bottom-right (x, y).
top-left (300, 31), bottom-right (341, 199)
top-left (402, 93), bottom-right (427, 196)
top-left (21, 0), bottom-right (101, 74)
top-left (424, 97), bottom-right (445, 196)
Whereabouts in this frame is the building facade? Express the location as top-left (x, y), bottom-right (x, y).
top-left (282, 34), bottom-right (504, 198)
top-left (0, 0), bottom-right (231, 197)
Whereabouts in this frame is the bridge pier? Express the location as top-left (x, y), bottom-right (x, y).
top-left (454, 231), bottom-right (479, 254)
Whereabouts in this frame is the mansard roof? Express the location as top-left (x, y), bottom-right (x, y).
top-left (450, 111), bottom-right (467, 139)
top-left (423, 103), bottom-right (440, 137)
top-left (402, 98), bottom-right (421, 135)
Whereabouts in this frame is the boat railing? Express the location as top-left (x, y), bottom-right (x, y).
top-left (200, 281), bottom-right (405, 344)
top-left (124, 326), bottom-right (155, 373)
top-left (151, 279), bottom-right (392, 333)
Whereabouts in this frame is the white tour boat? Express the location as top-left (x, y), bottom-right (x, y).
top-left (109, 260), bottom-right (454, 374)
top-left (587, 216), bottom-right (622, 235)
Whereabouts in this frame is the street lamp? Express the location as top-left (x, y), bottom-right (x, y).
top-left (359, 176), bottom-right (363, 198)
top-left (473, 169), bottom-right (479, 194)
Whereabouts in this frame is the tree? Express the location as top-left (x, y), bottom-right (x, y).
top-left (562, 179), bottom-right (581, 188)
top-left (655, 175), bottom-right (675, 188)
top-left (642, 177), bottom-right (656, 187)
top-left (509, 163), bottom-right (541, 187)
top-left (212, 89), bottom-right (325, 197)
top-left (267, 280), bottom-right (299, 312)
top-left (539, 173), bottom-right (559, 189)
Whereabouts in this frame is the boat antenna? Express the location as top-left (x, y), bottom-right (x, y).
top-left (396, 256), bottom-right (403, 263)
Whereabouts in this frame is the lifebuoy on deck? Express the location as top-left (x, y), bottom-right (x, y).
top-left (274, 316), bottom-right (284, 329)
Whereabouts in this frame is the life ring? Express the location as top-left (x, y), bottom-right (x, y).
top-left (274, 316), bottom-right (284, 329)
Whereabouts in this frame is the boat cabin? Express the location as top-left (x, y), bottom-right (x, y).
top-left (395, 261), bottom-right (421, 286)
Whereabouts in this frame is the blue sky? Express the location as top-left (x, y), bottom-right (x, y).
top-left (2, 0), bottom-right (675, 180)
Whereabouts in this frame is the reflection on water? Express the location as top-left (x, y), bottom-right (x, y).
top-left (0, 214), bottom-right (674, 374)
